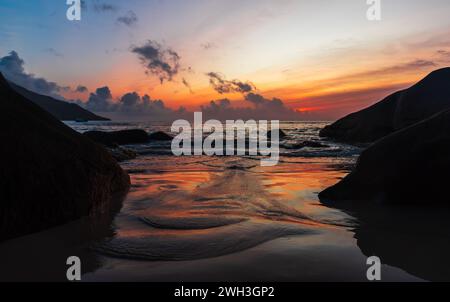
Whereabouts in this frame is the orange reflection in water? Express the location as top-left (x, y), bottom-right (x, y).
top-left (114, 157), bottom-right (353, 239)
top-left (258, 160), bottom-right (349, 218)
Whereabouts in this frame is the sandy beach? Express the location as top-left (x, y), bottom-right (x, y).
top-left (0, 127), bottom-right (424, 281)
top-left (83, 154), bottom-right (422, 282)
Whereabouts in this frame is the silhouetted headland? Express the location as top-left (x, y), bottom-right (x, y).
top-left (9, 81), bottom-right (109, 121)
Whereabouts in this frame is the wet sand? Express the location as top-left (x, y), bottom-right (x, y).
top-left (0, 154), bottom-right (425, 281)
top-left (84, 155), bottom-right (421, 281)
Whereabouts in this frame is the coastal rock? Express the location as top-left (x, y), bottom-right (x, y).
top-left (148, 131), bottom-right (173, 141)
top-left (108, 147), bottom-right (138, 162)
top-left (320, 68), bottom-right (450, 143)
top-left (84, 129), bottom-right (149, 147)
top-left (319, 108), bottom-right (450, 204)
top-left (0, 72), bottom-right (130, 241)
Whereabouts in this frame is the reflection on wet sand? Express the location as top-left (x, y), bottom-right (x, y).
top-left (0, 191), bottom-right (127, 282)
top-left (0, 152), bottom-right (431, 282)
top-left (85, 156), bottom-right (421, 282)
top-left (94, 156), bottom-right (338, 261)
top-left (321, 198), bottom-right (450, 282)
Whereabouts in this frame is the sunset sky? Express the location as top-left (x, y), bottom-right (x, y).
top-left (1, 0), bottom-right (450, 120)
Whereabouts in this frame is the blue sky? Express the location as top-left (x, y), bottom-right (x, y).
top-left (1, 0), bottom-right (450, 120)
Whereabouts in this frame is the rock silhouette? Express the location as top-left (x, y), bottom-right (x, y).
top-left (320, 68), bottom-right (450, 143)
top-left (0, 72), bottom-right (130, 242)
top-left (148, 131), bottom-right (173, 141)
top-left (319, 108), bottom-right (450, 204)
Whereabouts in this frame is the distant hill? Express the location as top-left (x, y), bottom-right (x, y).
top-left (320, 68), bottom-right (450, 143)
top-left (9, 82), bottom-right (109, 121)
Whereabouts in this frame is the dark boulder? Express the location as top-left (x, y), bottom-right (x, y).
top-left (0, 72), bottom-right (130, 242)
top-left (319, 109), bottom-right (450, 204)
top-left (148, 131), bottom-right (173, 141)
top-left (108, 147), bottom-right (138, 162)
top-left (320, 68), bottom-right (450, 143)
top-left (84, 129), bottom-right (149, 147)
